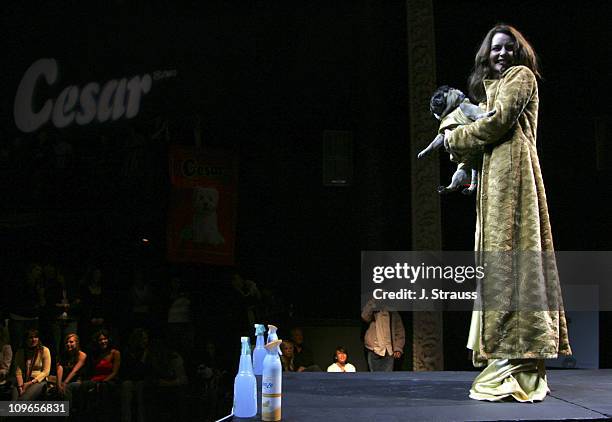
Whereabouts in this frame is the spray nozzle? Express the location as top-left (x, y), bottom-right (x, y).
top-left (240, 336), bottom-right (252, 355)
top-left (265, 339), bottom-right (282, 352)
top-left (255, 324), bottom-right (266, 336)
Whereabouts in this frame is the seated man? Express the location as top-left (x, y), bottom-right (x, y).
top-left (289, 327), bottom-right (321, 372)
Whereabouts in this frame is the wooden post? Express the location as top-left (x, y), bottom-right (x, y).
top-left (406, 0), bottom-right (444, 371)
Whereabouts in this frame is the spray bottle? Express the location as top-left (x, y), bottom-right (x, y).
top-left (267, 324), bottom-right (282, 355)
top-left (233, 336), bottom-right (257, 418)
top-left (262, 339), bottom-right (282, 421)
top-left (253, 324), bottom-right (266, 376)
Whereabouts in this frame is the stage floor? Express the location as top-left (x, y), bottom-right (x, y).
top-left (232, 370), bottom-right (612, 421)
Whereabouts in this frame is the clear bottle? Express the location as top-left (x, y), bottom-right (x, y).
top-left (233, 336), bottom-right (257, 418)
top-left (253, 324), bottom-right (266, 376)
top-left (262, 339), bottom-right (283, 421)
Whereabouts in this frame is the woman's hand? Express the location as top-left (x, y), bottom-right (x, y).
top-left (20, 381), bottom-right (33, 395)
top-left (57, 382), bottom-right (65, 394)
top-left (443, 129), bottom-right (453, 152)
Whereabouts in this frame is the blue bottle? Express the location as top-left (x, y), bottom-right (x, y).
top-left (233, 336), bottom-right (257, 418)
top-left (253, 324), bottom-right (266, 376)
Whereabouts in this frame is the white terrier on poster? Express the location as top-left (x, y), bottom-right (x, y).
top-left (192, 186), bottom-right (225, 245)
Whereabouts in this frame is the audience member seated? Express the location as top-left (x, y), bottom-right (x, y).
top-left (326, 346), bottom-right (356, 373)
top-left (11, 329), bottom-right (51, 401)
top-left (120, 328), bottom-right (151, 422)
top-left (0, 324), bottom-right (12, 399)
top-left (145, 337), bottom-right (189, 420)
top-left (197, 339), bottom-right (226, 422)
top-left (81, 329), bottom-right (121, 417)
top-left (88, 329), bottom-right (121, 384)
top-left (279, 340), bottom-right (296, 372)
top-left (290, 327), bottom-right (321, 372)
top-left (56, 333), bottom-right (87, 410)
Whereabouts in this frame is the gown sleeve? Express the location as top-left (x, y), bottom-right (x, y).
top-left (446, 65), bottom-right (537, 159)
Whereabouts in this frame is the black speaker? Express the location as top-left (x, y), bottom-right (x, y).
top-left (322, 130), bottom-right (353, 187)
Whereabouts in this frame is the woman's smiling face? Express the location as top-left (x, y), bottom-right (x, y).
top-left (66, 336), bottom-right (78, 351)
top-left (489, 32), bottom-right (515, 78)
top-left (97, 334), bottom-right (109, 350)
top-left (27, 333), bottom-right (39, 348)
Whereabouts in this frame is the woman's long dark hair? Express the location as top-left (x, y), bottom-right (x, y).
top-left (91, 329), bottom-right (113, 359)
top-left (23, 328), bottom-right (43, 351)
top-left (0, 325), bottom-right (9, 349)
top-left (333, 346), bottom-right (349, 362)
top-left (22, 329), bottom-right (43, 380)
top-left (468, 23), bottom-right (541, 103)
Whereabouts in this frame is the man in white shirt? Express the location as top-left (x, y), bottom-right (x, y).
top-left (361, 299), bottom-right (405, 371)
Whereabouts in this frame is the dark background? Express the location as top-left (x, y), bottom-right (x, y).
top-left (1, 1), bottom-right (610, 369)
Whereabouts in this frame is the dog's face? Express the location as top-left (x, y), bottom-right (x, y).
top-left (430, 86), bottom-right (466, 120)
top-left (193, 187), bottom-right (219, 211)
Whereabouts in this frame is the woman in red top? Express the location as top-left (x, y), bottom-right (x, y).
top-left (81, 329), bottom-right (121, 416)
top-left (90, 329), bottom-right (120, 383)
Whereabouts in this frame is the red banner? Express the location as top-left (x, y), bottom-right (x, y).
top-left (167, 146), bottom-right (237, 265)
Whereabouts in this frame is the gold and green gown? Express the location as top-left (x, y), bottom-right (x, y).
top-left (447, 66), bottom-right (572, 402)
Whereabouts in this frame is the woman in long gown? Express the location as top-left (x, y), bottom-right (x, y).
top-left (443, 24), bottom-right (572, 401)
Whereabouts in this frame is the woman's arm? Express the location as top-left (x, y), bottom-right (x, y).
top-left (447, 66), bottom-right (536, 157)
top-left (103, 349), bottom-right (121, 382)
top-left (64, 351), bottom-right (87, 384)
top-left (56, 363), bottom-right (64, 385)
top-left (14, 350), bottom-right (30, 395)
top-left (361, 299), bottom-right (376, 323)
top-left (0, 345), bottom-right (12, 376)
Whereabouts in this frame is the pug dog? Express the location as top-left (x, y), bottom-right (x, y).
top-left (418, 86), bottom-right (495, 195)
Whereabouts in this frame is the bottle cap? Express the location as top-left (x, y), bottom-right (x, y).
top-left (241, 336), bottom-right (249, 342)
top-left (255, 324), bottom-right (266, 335)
